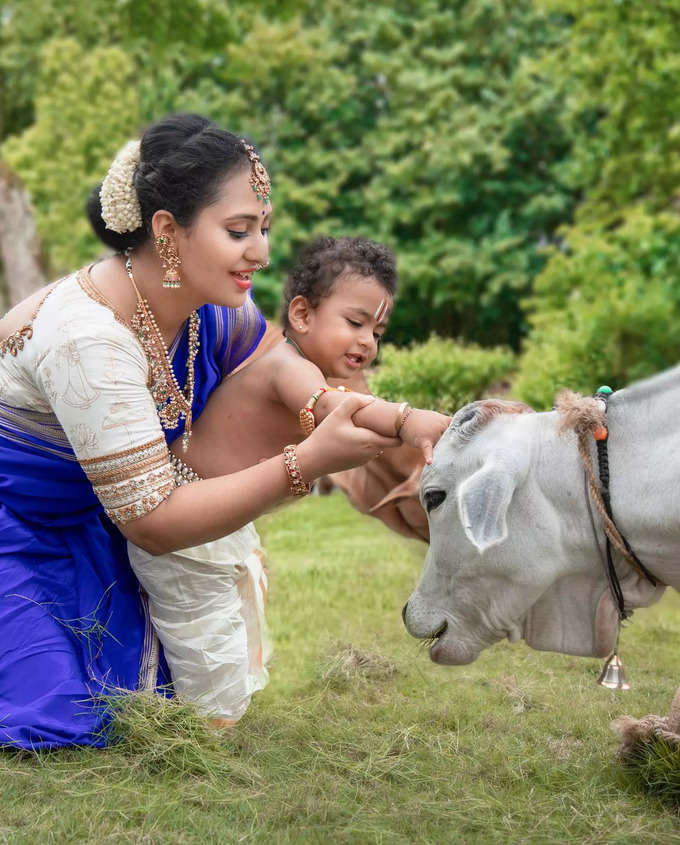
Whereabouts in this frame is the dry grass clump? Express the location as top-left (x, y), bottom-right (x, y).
top-left (495, 675), bottom-right (542, 714)
top-left (101, 691), bottom-right (261, 787)
top-left (320, 642), bottom-right (398, 685)
top-left (616, 736), bottom-right (680, 804)
top-left (612, 686), bottom-right (680, 804)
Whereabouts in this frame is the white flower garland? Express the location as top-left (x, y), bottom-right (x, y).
top-left (100, 140), bottom-right (143, 234)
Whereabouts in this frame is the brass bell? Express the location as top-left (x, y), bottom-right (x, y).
top-left (597, 652), bottom-right (631, 690)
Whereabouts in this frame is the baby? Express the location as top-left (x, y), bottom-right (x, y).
top-left (128, 236), bottom-right (449, 724)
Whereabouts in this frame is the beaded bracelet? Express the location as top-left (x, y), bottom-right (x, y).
top-left (299, 385), bottom-right (350, 436)
top-left (283, 445), bottom-right (311, 496)
top-left (170, 452), bottom-right (202, 485)
top-left (394, 403), bottom-right (413, 436)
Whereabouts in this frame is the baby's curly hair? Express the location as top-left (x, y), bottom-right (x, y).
top-left (281, 236), bottom-right (397, 329)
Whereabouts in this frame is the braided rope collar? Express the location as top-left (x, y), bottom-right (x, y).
top-left (555, 386), bottom-right (660, 622)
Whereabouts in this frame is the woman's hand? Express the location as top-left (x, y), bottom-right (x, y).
top-left (295, 393), bottom-right (400, 481)
top-left (399, 409), bottom-right (451, 465)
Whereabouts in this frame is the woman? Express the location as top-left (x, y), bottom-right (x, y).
top-left (0, 113), bottom-right (397, 749)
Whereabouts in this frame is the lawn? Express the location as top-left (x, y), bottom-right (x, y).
top-left (2, 494), bottom-right (679, 843)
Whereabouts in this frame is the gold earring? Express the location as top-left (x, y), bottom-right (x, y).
top-left (156, 235), bottom-right (181, 289)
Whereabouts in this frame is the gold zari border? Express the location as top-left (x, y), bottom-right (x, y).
top-left (82, 436), bottom-right (175, 525)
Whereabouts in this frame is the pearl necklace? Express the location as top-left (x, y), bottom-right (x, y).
top-left (125, 253), bottom-right (200, 451)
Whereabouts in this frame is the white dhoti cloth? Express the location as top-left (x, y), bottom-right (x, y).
top-left (127, 522), bottom-right (271, 721)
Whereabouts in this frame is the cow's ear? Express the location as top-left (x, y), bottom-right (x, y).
top-left (457, 455), bottom-right (526, 553)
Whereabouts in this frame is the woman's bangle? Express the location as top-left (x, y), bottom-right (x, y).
top-left (283, 445), bottom-right (311, 497)
top-left (394, 402), bottom-right (412, 436)
top-left (170, 452), bottom-right (202, 485)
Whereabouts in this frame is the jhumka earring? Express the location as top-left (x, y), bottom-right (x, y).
top-left (156, 235), bottom-right (181, 289)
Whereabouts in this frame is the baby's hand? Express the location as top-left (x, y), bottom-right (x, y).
top-left (399, 409), bottom-right (451, 464)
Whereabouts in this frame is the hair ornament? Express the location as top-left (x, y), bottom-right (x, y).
top-left (100, 140), bottom-right (143, 234)
top-left (241, 140), bottom-right (271, 204)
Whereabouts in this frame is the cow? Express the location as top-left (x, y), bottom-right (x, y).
top-left (402, 367), bottom-right (680, 666)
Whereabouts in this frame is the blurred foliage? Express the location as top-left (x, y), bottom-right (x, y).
top-left (515, 1), bottom-right (680, 407)
top-left (207, 0), bottom-right (576, 339)
top-left (514, 210), bottom-right (680, 408)
top-left (368, 335), bottom-right (515, 414)
top-left (0, 0), bottom-right (237, 138)
top-left (0, 0), bottom-right (574, 348)
top-left (536, 0), bottom-right (680, 223)
top-left (2, 39), bottom-right (140, 272)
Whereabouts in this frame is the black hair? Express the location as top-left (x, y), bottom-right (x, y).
top-left (86, 113), bottom-right (259, 252)
top-left (281, 236), bottom-right (397, 329)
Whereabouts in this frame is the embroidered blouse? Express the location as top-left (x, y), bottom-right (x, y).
top-left (0, 270), bottom-right (181, 523)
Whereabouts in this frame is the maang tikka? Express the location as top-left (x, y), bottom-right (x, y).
top-left (156, 235), bottom-right (181, 289)
top-left (241, 141), bottom-right (271, 204)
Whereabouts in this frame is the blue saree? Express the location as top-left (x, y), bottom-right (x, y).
top-left (0, 297), bottom-right (264, 750)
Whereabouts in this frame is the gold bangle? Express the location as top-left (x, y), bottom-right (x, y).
top-left (395, 403), bottom-right (412, 436)
top-left (283, 445), bottom-right (311, 497)
top-left (299, 385), bottom-right (351, 436)
top-left (393, 402), bottom-right (408, 435)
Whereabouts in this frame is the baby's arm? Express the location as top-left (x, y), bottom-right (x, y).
top-left (273, 352), bottom-right (450, 463)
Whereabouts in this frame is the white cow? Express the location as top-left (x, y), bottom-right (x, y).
top-left (402, 367), bottom-right (680, 664)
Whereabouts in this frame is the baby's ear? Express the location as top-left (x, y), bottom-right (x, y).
top-left (288, 295), bottom-right (313, 332)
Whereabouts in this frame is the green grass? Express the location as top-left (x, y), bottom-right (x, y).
top-left (3, 495), bottom-right (680, 843)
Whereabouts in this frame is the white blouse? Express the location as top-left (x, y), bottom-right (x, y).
top-left (0, 269), bottom-right (175, 523)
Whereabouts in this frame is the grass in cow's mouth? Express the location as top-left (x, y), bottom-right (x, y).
top-left (2, 495), bottom-right (679, 841)
top-left (421, 620), bottom-right (447, 649)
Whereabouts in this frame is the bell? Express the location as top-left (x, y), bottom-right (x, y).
top-left (597, 652), bottom-right (631, 690)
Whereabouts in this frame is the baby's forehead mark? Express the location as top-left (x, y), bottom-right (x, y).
top-left (374, 299), bottom-right (389, 322)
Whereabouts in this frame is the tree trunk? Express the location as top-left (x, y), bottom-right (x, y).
top-left (0, 161), bottom-right (46, 310)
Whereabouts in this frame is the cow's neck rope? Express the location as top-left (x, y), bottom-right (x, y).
top-left (555, 387), bottom-right (660, 621)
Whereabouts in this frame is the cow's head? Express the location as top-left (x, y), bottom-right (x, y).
top-left (402, 399), bottom-right (662, 664)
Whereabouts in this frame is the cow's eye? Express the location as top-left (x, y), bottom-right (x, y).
top-left (424, 489), bottom-right (446, 513)
top-left (458, 409), bottom-right (477, 425)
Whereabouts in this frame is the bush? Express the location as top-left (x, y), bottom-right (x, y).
top-left (368, 335), bottom-right (516, 414)
top-left (514, 209), bottom-right (680, 409)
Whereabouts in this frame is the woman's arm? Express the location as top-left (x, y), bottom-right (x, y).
top-left (121, 393), bottom-right (399, 555)
top-left (34, 308), bottom-right (397, 557)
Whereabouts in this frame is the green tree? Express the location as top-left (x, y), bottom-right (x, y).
top-left (515, 211), bottom-right (680, 408)
top-left (2, 39), bottom-right (140, 272)
top-left (0, 0), bottom-right (236, 138)
top-left (182, 0), bottom-right (574, 339)
top-left (2, 0), bottom-right (575, 349)
top-left (515, 1), bottom-right (680, 407)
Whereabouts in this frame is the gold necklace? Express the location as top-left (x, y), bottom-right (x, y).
top-left (125, 253), bottom-right (200, 451)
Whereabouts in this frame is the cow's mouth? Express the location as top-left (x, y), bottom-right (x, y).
top-left (421, 620), bottom-right (447, 652)
top-left (427, 621), bottom-right (494, 665)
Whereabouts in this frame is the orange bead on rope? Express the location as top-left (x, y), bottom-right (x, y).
top-left (593, 426), bottom-right (608, 441)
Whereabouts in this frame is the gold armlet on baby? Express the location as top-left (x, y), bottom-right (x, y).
top-left (394, 402), bottom-right (413, 436)
top-left (299, 385), bottom-right (350, 436)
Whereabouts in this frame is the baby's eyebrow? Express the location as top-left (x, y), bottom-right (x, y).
top-left (345, 306), bottom-right (372, 319)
